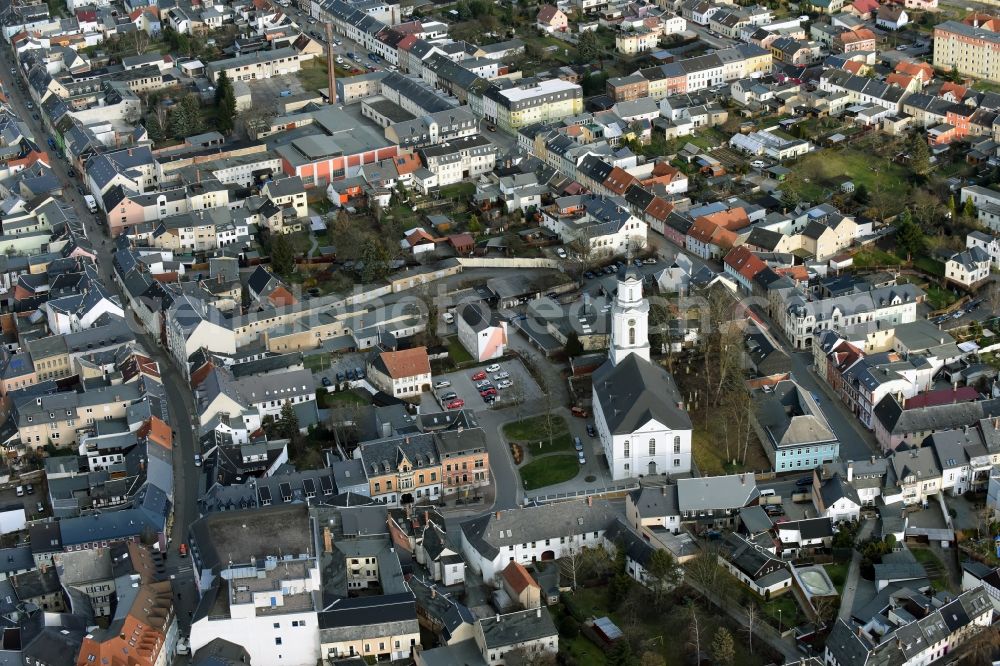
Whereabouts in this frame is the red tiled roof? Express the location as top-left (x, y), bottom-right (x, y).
top-left (537, 4), bottom-right (562, 23)
top-left (502, 561), bottom-right (539, 594)
top-left (379, 347), bottom-right (430, 379)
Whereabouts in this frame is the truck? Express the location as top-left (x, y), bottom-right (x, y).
top-left (83, 194), bottom-right (97, 213)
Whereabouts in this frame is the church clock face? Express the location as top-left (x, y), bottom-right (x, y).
top-left (628, 319), bottom-right (636, 326)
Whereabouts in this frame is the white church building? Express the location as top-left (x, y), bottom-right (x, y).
top-left (592, 266), bottom-right (693, 480)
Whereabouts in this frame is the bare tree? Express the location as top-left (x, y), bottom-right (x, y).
top-left (131, 30), bottom-right (151, 55)
top-left (560, 543), bottom-right (613, 590)
top-left (686, 599), bottom-right (702, 665)
top-left (743, 601), bottom-right (757, 654)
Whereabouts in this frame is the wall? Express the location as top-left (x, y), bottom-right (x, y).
top-left (456, 258), bottom-right (563, 269)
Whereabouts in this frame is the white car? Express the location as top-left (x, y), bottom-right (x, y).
top-left (497, 379), bottom-right (513, 389)
top-left (556, 247), bottom-right (567, 258)
top-left (750, 160), bottom-right (767, 169)
top-left (434, 380), bottom-right (451, 389)
top-left (486, 363), bottom-right (501, 373)
top-left (336, 56), bottom-right (344, 64)
top-left (493, 371), bottom-right (510, 380)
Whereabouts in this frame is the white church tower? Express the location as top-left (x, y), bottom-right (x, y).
top-left (609, 266), bottom-right (650, 366)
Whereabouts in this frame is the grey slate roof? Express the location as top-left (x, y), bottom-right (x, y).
top-left (461, 499), bottom-right (621, 560)
top-left (676, 473), bottom-right (758, 512)
top-left (478, 607), bottom-right (557, 649)
top-left (592, 354), bottom-right (691, 436)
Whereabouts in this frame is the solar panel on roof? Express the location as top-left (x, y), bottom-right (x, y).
top-left (320, 476), bottom-right (334, 494)
top-left (303, 478), bottom-right (316, 498)
top-left (280, 483), bottom-right (292, 501)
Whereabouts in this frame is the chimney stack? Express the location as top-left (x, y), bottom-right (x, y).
top-left (847, 463), bottom-right (853, 483)
top-left (325, 23), bottom-right (337, 104)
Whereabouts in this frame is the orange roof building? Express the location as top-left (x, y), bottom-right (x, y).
top-left (368, 347), bottom-right (432, 397)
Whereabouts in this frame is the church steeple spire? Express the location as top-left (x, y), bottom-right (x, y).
top-left (609, 265), bottom-right (650, 366)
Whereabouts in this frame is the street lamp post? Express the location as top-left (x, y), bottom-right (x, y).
top-left (778, 609), bottom-right (782, 635)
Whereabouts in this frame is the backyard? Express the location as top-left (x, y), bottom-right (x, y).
top-left (824, 562), bottom-right (849, 594)
top-left (558, 586), bottom-right (776, 666)
top-left (317, 390), bottom-right (369, 408)
top-left (910, 547), bottom-right (952, 592)
top-left (787, 150), bottom-right (912, 208)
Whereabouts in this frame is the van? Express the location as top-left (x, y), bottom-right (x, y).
top-left (15, 486), bottom-right (23, 497)
top-left (759, 489), bottom-right (775, 497)
top-left (443, 312), bottom-right (454, 324)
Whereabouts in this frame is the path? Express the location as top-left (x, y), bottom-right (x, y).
top-left (838, 518), bottom-right (875, 621)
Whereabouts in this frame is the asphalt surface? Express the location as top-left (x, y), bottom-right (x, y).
top-left (0, 47), bottom-right (202, 637)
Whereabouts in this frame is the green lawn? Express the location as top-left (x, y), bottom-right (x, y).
top-left (446, 337), bottom-right (473, 365)
top-left (296, 59), bottom-right (351, 93)
top-left (789, 150), bottom-right (913, 208)
top-left (519, 454), bottom-right (579, 490)
top-left (852, 248), bottom-right (902, 268)
top-left (910, 548), bottom-right (952, 591)
top-left (924, 285), bottom-right (959, 311)
top-left (761, 594), bottom-right (804, 630)
top-left (303, 354), bottom-right (331, 372)
top-left (913, 256), bottom-right (945, 278)
top-left (505, 415), bottom-right (573, 455)
top-left (503, 414), bottom-right (568, 440)
top-left (825, 562), bottom-right (849, 594)
top-left (317, 390), bottom-right (369, 408)
top-left (438, 182), bottom-right (475, 201)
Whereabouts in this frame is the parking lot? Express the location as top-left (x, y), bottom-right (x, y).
top-left (420, 357), bottom-right (541, 413)
top-left (310, 352), bottom-right (369, 389)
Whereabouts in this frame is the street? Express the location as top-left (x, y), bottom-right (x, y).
top-left (0, 47), bottom-right (202, 635)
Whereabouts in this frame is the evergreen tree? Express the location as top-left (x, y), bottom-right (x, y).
top-left (644, 549), bottom-right (681, 606)
top-left (711, 627), bottom-right (735, 666)
top-left (276, 400), bottom-right (300, 441)
top-left (270, 233), bottom-right (295, 277)
top-left (215, 71), bottom-right (237, 135)
top-left (965, 196), bottom-right (976, 219)
top-left (168, 103), bottom-right (191, 139)
top-left (468, 214), bottom-right (482, 234)
top-left (948, 194), bottom-right (957, 216)
top-left (909, 134), bottom-right (931, 178)
top-left (607, 640), bottom-right (637, 666)
top-left (895, 210), bottom-right (926, 260)
top-left (564, 331), bottom-right (583, 357)
top-left (360, 237), bottom-right (391, 283)
top-left (577, 30), bottom-right (601, 65)
top-left (146, 113), bottom-right (164, 143)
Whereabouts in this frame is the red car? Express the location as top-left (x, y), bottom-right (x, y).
top-left (471, 371), bottom-right (487, 381)
top-left (479, 388), bottom-right (497, 397)
top-left (446, 399), bottom-right (465, 409)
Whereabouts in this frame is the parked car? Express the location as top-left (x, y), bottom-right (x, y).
top-left (586, 424), bottom-right (596, 437)
top-left (584, 271), bottom-right (595, 279)
top-left (643, 257), bottom-right (657, 265)
top-left (574, 436), bottom-right (583, 451)
top-left (442, 391), bottom-right (458, 401)
top-left (15, 486), bottom-right (23, 497)
top-left (497, 379), bottom-right (513, 389)
top-left (336, 371), bottom-right (345, 382)
top-left (434, 380), bottom-right (451, 389)
top-left (67, 168), bottom-right (76, 178)
top-left (36, 501), bottom-right (44, 513)
top-left (577, 451), bottom-right (586, 464)
top-left (446, 398), bottom-right (465, 409)
top-left (571, 406), bottom-right (589, 418)
top-left (321, 377), bottom-right (332, 387)
top-left (194, 454), bottom-right (202, 467)
top-left (472, 370), bottom-right (487, 381)
top-left (493, 371), bottom-right (509, 380)
top-left (25, 484), bottom-right (33, 495)
top-left (476, 381), bottom-right (493, 391)
top-left (354, 366), bottom-right (363, 378)
top-left (479, 388), bottom-right (497, 397)
top-left (486, 363), bottom-right (501, 372)
top-left (76, 185), bottom-right (85, 195)
top-left (795, 476), bottom-right (813, 487)
top-left (179, 543), bottom-right (188, 557)
top-left (556, 247), bottom-right (567, 259)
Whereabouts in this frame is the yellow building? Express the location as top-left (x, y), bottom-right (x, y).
top-left (487, 79), bottom-right (583, 133)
